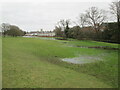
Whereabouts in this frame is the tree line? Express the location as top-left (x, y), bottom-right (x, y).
top-left (54, 1), bottom-right (120, 43)
top-left (1, 23), bottom-right (26, 37)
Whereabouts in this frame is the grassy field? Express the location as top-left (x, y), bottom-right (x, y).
top-left (2, 37), bottom-right (118, 88)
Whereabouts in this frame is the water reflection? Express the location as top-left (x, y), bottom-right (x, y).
top-left (23, 36), bottom-right (56, 40)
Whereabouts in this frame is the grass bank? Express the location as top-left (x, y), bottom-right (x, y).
top-left (2, 37), bottom-right (118, 88)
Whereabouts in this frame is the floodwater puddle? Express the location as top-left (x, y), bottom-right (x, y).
top-left (67, 45), bottom-right (119, 50)
top-left (61, 55), bottom-right (102, 64)
top-left (37, 37), bottom-right (56, 40)
top-left (23, 36), bottom-right (35, 38)
top-left (23, 36), bottom-right (56, 40)
top-left (76, 46), bottom-right (119, 50)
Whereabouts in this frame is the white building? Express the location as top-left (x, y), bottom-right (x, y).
top-left (25, 31), bottom-right (55, 37)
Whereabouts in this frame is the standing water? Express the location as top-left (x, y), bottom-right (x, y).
top-left (62, 55), bottom-right (102, 64)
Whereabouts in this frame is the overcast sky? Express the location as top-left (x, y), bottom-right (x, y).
top-left (0, 0), bottom-right (114, 31)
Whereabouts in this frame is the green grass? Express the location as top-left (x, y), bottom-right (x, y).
top-left (2, 37), bottom-right (118, 88)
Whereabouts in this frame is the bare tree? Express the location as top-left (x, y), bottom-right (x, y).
top-left (110, 1), bottom-right (120, 42)
top-left (110, 0), bottom-right (120, 25)
top-left (85, 7), bottom-right (107, 33)
top-left (57, 20), bottom-right (66, 31)
top-left (1, 23), bottom-right (10, 37)
top-left (54, 26), bottom-right (63, 37)
top-left (56, 19), bottom-right (70, 38)
top-left (65, 19), bottom-right (70, 28)
top-left (78, 13), bottom-right (87, 28)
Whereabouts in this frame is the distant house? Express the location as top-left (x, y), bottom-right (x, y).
top-left (25, 31), bottom-right (55, 37)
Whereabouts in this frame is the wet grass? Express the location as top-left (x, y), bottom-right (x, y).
top-left (65, 39), bottom-right (119, 49)
top-left (2, 37), bottom-right (118, 88)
